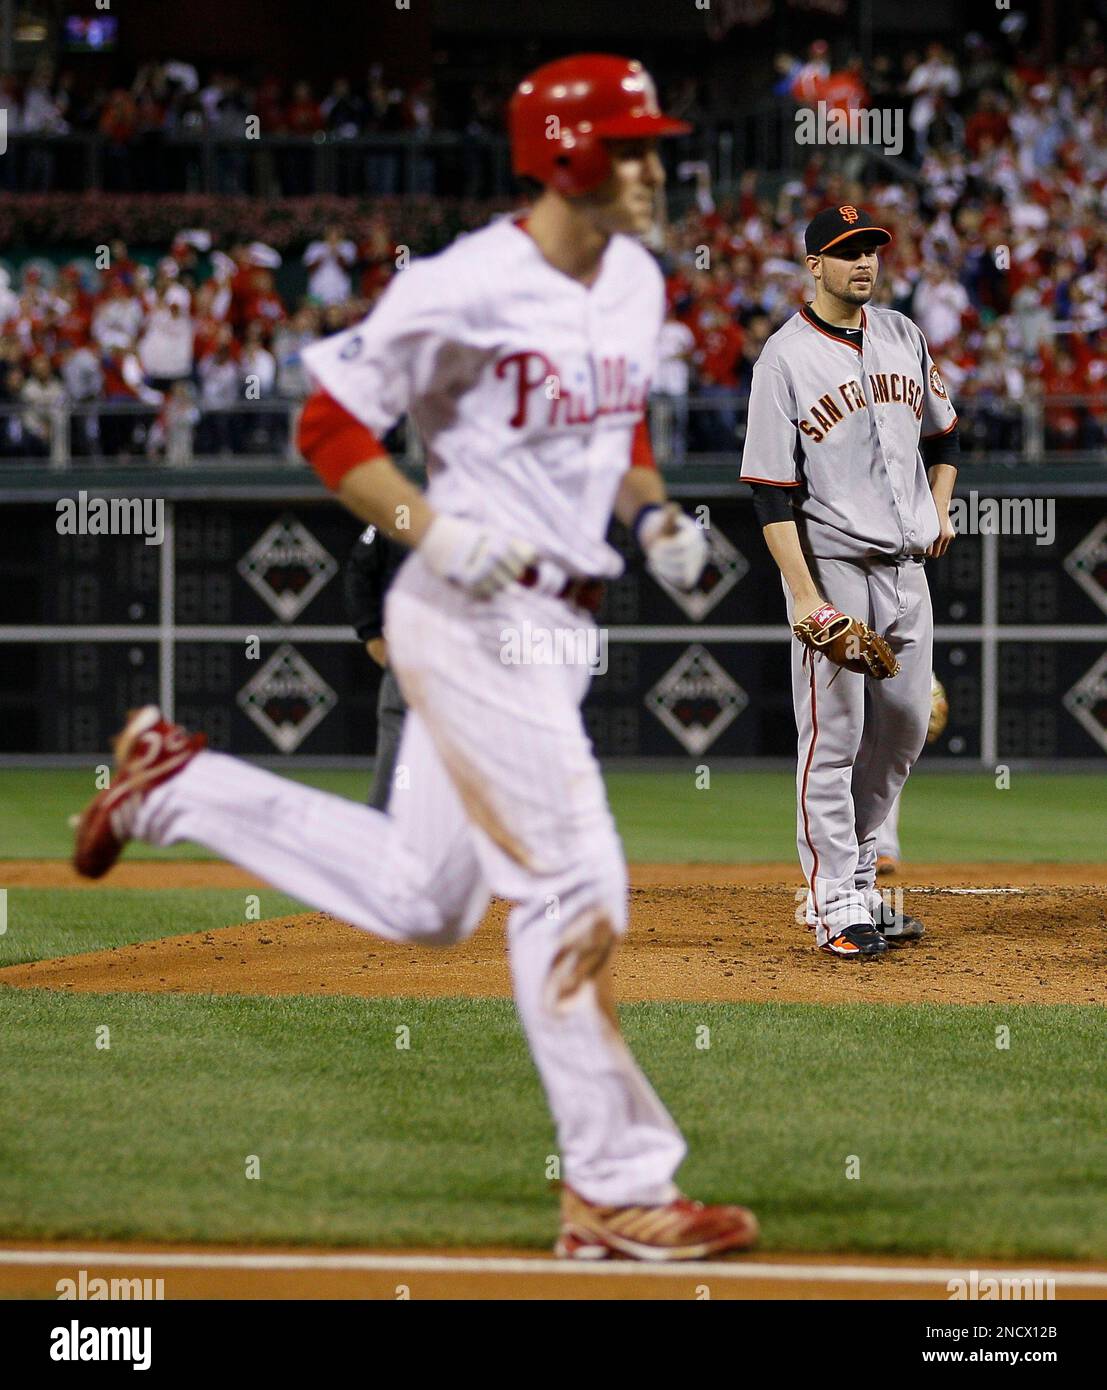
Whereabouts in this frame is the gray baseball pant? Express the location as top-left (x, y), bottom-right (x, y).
top-left (368, 668), bottom-right (407, 812)
top-left (785, 554), bottom-right (932, 944)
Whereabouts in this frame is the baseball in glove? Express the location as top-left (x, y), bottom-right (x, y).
top-left (927, 673), bottom-right (949, 743)
top-left (792, 602), bottom-right (901, 679)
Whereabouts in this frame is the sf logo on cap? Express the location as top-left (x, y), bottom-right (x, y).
top-left (838, 205), bottom-right (860, 224)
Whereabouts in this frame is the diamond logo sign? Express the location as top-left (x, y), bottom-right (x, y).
top-left (651, 521), bottom-right (749, 621)
top-left (237, 515), bottom-right (338, 621)
top-left (646, 643), bottom-right (747, 754)
top-left (1062, 651), bottom-right (1107, 754)
top-left (237, 644), bottom-right (337, 752)
top-left (1063, 517), bottom-right (1107, 616)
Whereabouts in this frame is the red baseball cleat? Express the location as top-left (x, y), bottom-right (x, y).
top-left (555, 1184), bottom-right (759, 1261)
top-left (73, 707), bottom-right (206, 879)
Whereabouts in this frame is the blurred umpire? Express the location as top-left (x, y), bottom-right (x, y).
top-left (343, 524), bottom-right (408, 810)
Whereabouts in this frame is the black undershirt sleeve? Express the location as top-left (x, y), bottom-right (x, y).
top-left (748, 481), bottom-right (796, 528)
top-left (922, 422), bottom-right (961, 469)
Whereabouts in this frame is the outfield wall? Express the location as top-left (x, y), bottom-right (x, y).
top-left (2, 470), bottom-right (1106, 766)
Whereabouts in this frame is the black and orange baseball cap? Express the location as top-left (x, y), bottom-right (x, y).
top-left (804, 205), bottom-right (892, 256)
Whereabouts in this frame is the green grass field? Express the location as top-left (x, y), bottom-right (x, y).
top-left (0, 889), bottom-right (306, 968)
top-left (0, 767), bottom-right (1104, 1260)
top-left (1, 767), bottom-right (1103, 862)
top-left (3, 990), bottom-right (1105, 1258)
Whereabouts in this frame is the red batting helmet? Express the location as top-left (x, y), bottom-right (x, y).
top-left (509, 54), bottom-right (691, 197)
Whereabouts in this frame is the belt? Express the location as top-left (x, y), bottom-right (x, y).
top-left (519, 565), bottom-right (605, 615)
top-left (863, 552), bottom-right (927, 566)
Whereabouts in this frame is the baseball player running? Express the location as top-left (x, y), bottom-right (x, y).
top-left (741, 206), bottom-right (959, 958)
top-left (73, 55), bottom-right (758, 1260)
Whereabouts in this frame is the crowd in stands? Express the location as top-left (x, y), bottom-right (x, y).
top-left (0, 58), bottom-right (488, 195)
top-left (0, 227), bottom-right (390, 460)
top-left (662, 23), bottom-right (1107, 455)
top-left (3, 57), bottom-right (445, 145)
top-left (2, 22), bottom-right (1106, 460)
top-left (658, 159), bottom-right (1107, 456)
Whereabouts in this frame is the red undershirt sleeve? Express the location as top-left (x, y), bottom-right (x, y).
top-left (296, 388), bottom-right (390, 491)
top-left (630, 416), bottom-right (657, 469)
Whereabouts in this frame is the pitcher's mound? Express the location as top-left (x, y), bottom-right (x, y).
top-left (2, 881), bottom-right (1103, 1005)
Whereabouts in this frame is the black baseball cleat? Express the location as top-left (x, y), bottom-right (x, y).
top-left (871, 898), bottom-right (925, 941)
top-left (820, 924), bottom-right (889, 959)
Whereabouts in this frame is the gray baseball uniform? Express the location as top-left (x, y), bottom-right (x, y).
top-left (876, 791), bottom-right (902, 861)
top-left (741, 304), bottom-right (957, 941)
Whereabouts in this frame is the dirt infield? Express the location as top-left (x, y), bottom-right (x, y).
top-left (1, 860), bottom-right (267, 889)
top-left (5, 858), bottom-right (1103, 890)
top-left (1, 1241), bottom-right (1105, 1300)
top-left (2, 862), bottom-right (1104, 1005)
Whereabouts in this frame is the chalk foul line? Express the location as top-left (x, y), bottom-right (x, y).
top-left (1, 1248), bottom-right (1105, 1287)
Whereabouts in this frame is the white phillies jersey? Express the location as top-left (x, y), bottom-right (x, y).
top-left (301, 215), bottom-right (664, 578)
top-left (740, 305), bottom-right (958, 559)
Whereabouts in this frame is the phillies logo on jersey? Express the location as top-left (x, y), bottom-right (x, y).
top-left (495, 350), bottom-right (650, 429)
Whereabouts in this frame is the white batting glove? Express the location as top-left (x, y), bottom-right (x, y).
top-left (419, 514), bottom-right (537, 599)
top-left (636, 503), bottom-right (709, 592)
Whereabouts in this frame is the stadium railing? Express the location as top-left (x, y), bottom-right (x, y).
top-left (1, 108), bottom-right (874, 198)
top-left (4, 130), bottom-right (518, 198)
top-left (0, 393), bottom-right (1103, 470)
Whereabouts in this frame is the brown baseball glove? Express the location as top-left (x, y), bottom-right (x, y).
top-left (792, 602), bottom-right (901, 679)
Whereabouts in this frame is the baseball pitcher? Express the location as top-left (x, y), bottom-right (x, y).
top-left (742, 206), bottom-right (959, 958)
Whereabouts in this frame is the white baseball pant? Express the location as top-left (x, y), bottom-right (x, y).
top-left (136, 551), bottom-right (686, 1205)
